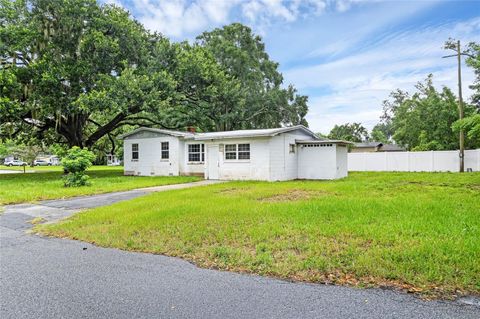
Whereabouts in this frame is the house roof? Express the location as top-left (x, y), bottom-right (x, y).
top-left (118, 127), bottom-right (194, 139)
top-left (379, 144), bottom-right (406, 151)
top-left (353, 141), bottom-right (406, 151)
top-left (354, 142), bottom-right (382, 148)
top-left (119, 125), bottom-right (319, 141)
top-left (193, 125), bottom-right (318, 141)
top-left (296, 139), bottom-right (353, 146)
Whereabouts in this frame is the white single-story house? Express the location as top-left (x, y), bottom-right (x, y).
top-left (119, 125), bottom-right (350, 181)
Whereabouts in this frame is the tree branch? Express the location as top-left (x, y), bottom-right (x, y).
top-left (85, 113), bottom-right (126, 148)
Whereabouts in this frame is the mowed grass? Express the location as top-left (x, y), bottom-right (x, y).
top-left (0, 164), bottom-right (63, 172)
top-left (38, 172), bottom-right (480, 297)
top-left (0, 166), bottom-right (200, 204)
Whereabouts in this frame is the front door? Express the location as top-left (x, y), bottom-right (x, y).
top-left (207, 144), bottom-right (219, 179)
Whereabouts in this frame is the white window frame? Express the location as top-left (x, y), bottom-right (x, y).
top-left (187, 143), bottom-right (205, 163)
top-left (161, 142), bottom-right (169, 160)
top-left (224, 143), bottom-right (250, 161)
top-left (131, 143), bottom-right (139, 161)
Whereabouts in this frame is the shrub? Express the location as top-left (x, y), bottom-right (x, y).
top-left (61, 147), bottom-right (96, 187)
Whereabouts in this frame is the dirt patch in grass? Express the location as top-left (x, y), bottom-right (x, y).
top-left (467, 184), bottom-right (480, 191)
top-left (217, 188), bottom-right (250, 195)
top-left (258, 189), bottom-right (331, 202)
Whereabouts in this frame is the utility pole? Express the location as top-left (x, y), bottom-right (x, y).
top-left (443, 40), bottom-right (467, 172)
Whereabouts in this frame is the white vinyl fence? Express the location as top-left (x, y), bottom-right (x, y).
top-left (348, 149), bottom-right (480, 172)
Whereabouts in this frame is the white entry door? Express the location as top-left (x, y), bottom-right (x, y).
top-left (207, 144), bottom-right (219, 179)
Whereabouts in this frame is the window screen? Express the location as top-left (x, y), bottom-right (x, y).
top-left (188, 144), bottom-right (205, 162)
top-left (132, 143), bottom-right (139, 160)
top-left (161, 142), bottom-right (169, 159)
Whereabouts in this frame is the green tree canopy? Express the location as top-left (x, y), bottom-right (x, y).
top-left (453, 114), bottom-right (480, 142)
top-left (1, 2), bottom-right (309, 150)
top-left (465, 42), bottom-right (480, 109)
top-left (195, 23), bottom-right (308, 131)
top-left (370, 123), bottom-right (393, 143)
top-left (380, 75), bottom-right (479, 150)
top-left (0, 0), bottom-right (174, 147)
top-left (328, 122), bottom-right (369, 142)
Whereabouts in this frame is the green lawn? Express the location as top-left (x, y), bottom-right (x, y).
top-left (0, 164), bottom-right (62, 172)
top-left (38, 172), bottom-right (480, 298)
top-left (0, 166), bottom-right (200, 204)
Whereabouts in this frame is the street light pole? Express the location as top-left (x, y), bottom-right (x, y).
top-left (456, 40), bottom-right (465, 173)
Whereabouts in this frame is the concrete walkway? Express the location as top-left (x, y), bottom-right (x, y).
top-left (0, 169), bottom-right (29, 174)
top-left (1, 180), bottom-right (479, 319)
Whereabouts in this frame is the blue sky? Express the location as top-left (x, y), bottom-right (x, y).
top-left (104, 0), bottom-right (480, 134)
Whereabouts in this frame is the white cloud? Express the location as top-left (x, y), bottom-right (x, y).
top-left (112, 0), bottom-right (359, 38)
top-left (129, 0), bottom-right (241, 38)
top-left (284, 17), bottom-right (480, 133)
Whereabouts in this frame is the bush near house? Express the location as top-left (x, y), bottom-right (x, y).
top-left (62, 147), bottom-right (96, 187)
top-left (38, 172), bottom-right (480, 298)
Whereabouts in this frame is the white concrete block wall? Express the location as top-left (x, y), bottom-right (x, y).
top-left (298, 144), bottom-right (337, 179)
top-left (122, 128), bottom-right (351, 180)
top-left (179, 140), bottom-right (206, 176)
top-left (123, 136), bottom-right (180, 176)
top-left (335, 145), bottom-right (348, 178)
top-left (269, 130), bottom-right (313, 181)
top-left (206, 138), bottom-right (271, 181)
top-left (348, 149), bottom-right (480, 172)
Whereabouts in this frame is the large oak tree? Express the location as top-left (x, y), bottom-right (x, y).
top-left (1, 1), bottom-right (309, 149)
top-left (0, 0), bottom-right (177, 147)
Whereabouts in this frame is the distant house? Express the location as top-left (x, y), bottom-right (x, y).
top-left (119, 125), bottom-right (351, 181)
top-left (106, 154), bottom-right (121, 166)
top-left (351, 142), bottom-right (406, 153)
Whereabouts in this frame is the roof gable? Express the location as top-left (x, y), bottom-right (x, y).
top-left (118, 127), bottom-right (193, 140)
top-left (193, 125), bottom-right (318, 141)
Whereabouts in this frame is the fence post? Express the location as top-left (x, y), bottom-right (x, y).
top-left (477, 149), bottom-right (480, 172)
top-left (431, 150), bottom-right (435, 171)
top-left (407, 151), bottom-right (411, 172)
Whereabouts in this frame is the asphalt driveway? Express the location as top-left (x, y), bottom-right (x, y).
top-left (1, 183), bottom-right (479, 319)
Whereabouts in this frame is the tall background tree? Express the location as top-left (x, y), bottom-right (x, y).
top-left (328, 122), bottom-right (369, 142)
top-left (195, 23), bottom-right (308, 131)
top-left (464, 41), bottom-right (480, 110)
top-left (373, 75), bottom-right (479, 151)
top-left (452, 41), bottom-right (480, 148)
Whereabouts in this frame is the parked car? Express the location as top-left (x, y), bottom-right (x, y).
top-left (34, 159), bottom-right (51, 166)
top-left (4, 159), bottom-right (27, 166)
